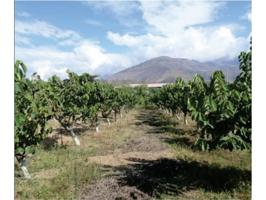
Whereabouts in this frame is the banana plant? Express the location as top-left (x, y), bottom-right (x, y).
top-left (188, 74), bottom-right (207, 130)
top-left (174, 78), bottom-right (190, 124)
top-left (189, 57), bottom-right (251, 151)
top-left (149, 43), bottom-right (251, 151)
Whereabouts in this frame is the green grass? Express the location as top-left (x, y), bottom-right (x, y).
top-left (150, 110), bottom-right (251, 200)
top-left (15, 109), bottom-right (251, 200)
top-left (15, 141), bottom-right (101, 199)
top-left (15, 110), bottom-right (139, 200)
top-left (16, 161), bottom-right (100, 200)
top-left (156, 148), bottom-right (251, 200)
top-left (15, 143), bottom-right (102, 199)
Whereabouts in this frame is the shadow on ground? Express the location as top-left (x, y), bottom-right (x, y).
top-left (135, 109), bottom-right (197, 148)
top-left (41, 126), bottom-right (90, 150)
top-left (135, 110), bottom-right (177, 131)
top-left (102, 158), bottom-right (251, 198)
top-left (41, 137), bottom-right (59, 150)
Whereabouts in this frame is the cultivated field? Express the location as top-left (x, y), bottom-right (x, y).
top-left (15, 108), bottom-right (251, 200)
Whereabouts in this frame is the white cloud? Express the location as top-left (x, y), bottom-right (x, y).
top-left (15, 34), bottom-right (32, 46)
top-left (15, 15), bottom-right (135, 79)
top-left (30, 60), bottom-right (69, 80)
top-left (107, 0), bottom-right (249, 62)
top-left (15, 1), bottom-right (251, 79)
top-left (140, 1), bottom-right (223, 36)
top-left (107, 32), bottom-right (164, 47)
top-left (85, 1), bottom-right (142, 27)
top-left (16, 41), bottom-right (132, 79)
top-left (241, 11), bottom-right (251, 22)
top-left (15, 18), bottom-right (132, 79)
top-left (247, 12), bottom-right (251, 21)
top-left (15, 19), bottom-right (132, 79)
top-left (15, 19), bottom-right (82, 46)
top-left (87, 1), bottom-right (140, 17)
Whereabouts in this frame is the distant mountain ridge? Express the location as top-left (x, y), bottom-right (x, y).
top-left (106, 56), bottom-right (239, 84)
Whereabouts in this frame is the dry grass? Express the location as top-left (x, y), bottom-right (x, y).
top-left (15, 109), bottom-right (251, 200)
top-left (15, 110), bottom-right (142, 199)
top-left (86, 150), bottom-right (175, 167)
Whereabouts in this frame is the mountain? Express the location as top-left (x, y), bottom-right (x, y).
top-left (106, 56), bottom-right (239, 83)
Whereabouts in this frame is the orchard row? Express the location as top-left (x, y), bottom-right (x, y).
top-left (15, 46), bottom-right (251, 178)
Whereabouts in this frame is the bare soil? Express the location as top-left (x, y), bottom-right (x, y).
top-left (16, 109), bottom-right (251, 200)
top-left (117, 134), bottom-right (169, 153)
top-left (86, 150), bottom-right (174, 167)
top-left (79, 178), bottom-right (151, 200)
top-left (79, 110), bottom-right (176, 200)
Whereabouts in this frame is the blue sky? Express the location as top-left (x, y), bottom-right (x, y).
top-left (15, 1), bottom-right (251, 79)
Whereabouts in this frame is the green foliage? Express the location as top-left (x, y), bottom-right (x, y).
top-left (47, 71), bottom-right (99, 128)
top-left (189, 48), bottom-right (251, 150)
top-left (16, 63), bottom-right (139, 153)
top-left (15, 43), bottom-right (251, 155)
top-left (15, 61), bottom-right (52, 161)
top-left (133, 85), bottom-right (149, 106)
top-left (150, 46), bottom-right (251, 151)
top-left (111, 86), bottom-right (134, 120)
top-left (150, 78), bottom-right (190, 124)
top-left (95, 82), bottom-right (115, 119)
top-left (187, 74), bottom-right (207, 127)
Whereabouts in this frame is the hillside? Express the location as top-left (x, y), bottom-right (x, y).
top-left (106, 56), bottom-right (239, 83)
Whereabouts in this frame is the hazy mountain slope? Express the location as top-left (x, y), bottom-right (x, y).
top-left (106, 56), bottom-right (239, 83)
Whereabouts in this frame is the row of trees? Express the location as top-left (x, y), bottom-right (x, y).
top-left (15, 46), bottom-right (251, 177)
top-left (150, 48), bottom-right (251, 151)
top-left (15, 63), bottom-right (140, 178)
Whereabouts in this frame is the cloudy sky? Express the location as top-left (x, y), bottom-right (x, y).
top-left (15, 0), bottom-right (251, 79)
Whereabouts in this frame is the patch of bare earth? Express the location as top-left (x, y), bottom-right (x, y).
top-left (79, 178), bottom-right (151, 200)
top-left (79, 110), bottom-right (176, 200)
top-left (86, 150), bottom-right (174, 167)
top-left (117, 134), bottom-right (170, 153)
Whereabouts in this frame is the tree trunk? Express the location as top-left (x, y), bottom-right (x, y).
top-left (67, 127), bottom-right (80, 146)
top-left (114, 111), bottom-right (117, 122)
top-left (20, 158), bottom-right (31, 179)
top-left (107, 118), bottom-right (111, 126)
top-left (95, 117), bottom-right (100, 133)
top-left (184, 114), bottom-right (188, 125)
top-left (176, 113), bottom-right (181, 120)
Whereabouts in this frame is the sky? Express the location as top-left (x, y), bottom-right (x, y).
top-left (15, 0), bottom-right (251, 79)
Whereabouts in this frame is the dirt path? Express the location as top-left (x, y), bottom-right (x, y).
top-left (16, 109), bottom-right (251, 200)
top-left (86, 150), bottom-right (174, 167)
top-left (79, 109), bottom-right (177, 200)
